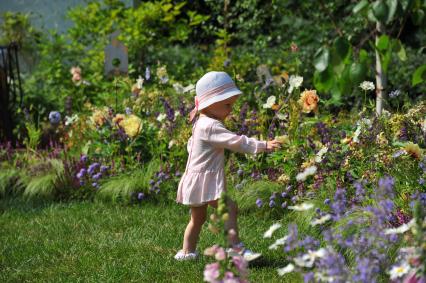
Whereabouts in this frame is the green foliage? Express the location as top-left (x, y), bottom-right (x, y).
top-left (23, 122), bottom-right (41, 151)
top-left (96, 159), bottom-right (160, 203)
top-left (20, 159), bottom-right (65, 200)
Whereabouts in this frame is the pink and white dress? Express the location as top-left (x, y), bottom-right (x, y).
top-left (176, 114), bottom-right (267, 206)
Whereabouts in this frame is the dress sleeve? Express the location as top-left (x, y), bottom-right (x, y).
top-left (205, 121), bottom-right (267, 154)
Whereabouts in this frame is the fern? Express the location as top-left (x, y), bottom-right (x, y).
top-left (23, 122), bottom-right (42, 150)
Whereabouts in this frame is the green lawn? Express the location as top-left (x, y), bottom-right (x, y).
top-left (0, 197), bottom-right (301, 282)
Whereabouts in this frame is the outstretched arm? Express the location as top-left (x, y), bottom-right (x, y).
top-left (205, 121), bottom-right (281, 154)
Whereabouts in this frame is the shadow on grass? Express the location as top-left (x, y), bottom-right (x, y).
top-left (0, 195), bottom-right (69, 214)
top-left (248, 256), bottom-right (287, 269)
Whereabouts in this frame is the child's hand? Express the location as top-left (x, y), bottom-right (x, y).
top-left (266, 140), bottom-right (282, 152)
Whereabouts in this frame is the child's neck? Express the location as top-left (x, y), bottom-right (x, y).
top-left (200, 112), bottom-right (224, 122)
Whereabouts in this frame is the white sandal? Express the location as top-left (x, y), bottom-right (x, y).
top-left (174, 250), bottom-right (199, 261)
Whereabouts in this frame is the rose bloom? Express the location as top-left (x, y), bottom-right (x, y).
top-left (120, 115), bottom-right (142, 138)
top-left (298, 89), bottom-right (319, 113)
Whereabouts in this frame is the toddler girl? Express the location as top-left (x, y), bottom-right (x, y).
top-left (174, 71), bottom-right (281, 261)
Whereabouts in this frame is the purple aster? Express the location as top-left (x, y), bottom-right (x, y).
top-left (92, 172), bottom-right (102, 180)
top-left (255, 198), bottom-right (263, 208)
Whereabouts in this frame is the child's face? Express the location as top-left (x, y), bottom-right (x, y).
top-left (202, 95), bottom-right (239, 121)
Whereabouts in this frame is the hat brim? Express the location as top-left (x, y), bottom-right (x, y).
top-left (198, 88), bottom-right (242, 111)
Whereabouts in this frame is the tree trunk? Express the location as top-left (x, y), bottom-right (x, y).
top-left (375, 21), bottom-right (386, 116)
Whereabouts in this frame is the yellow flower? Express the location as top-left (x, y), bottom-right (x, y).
top-left (376, 132), bottom-right (388, 146)
top-left (90, 109), bottom-right (107, 127)
top-left (404, 142), bottom-right (423, 160)
top-left (277, 174), bottom-right (290, 183)
top-left (301, 158), bottom-right (315, 169)
top-left (120, 114), bottom-right (142, 138)
top-left (298, 90), bottom-right (319, 113)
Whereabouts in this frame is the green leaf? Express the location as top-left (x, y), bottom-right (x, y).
top-left (314, 47), bottom-right (330, 72)
top-left (412, 64), bottom-right (426, 86)
top-left (334, 37), bottom-right (351, 62)
top-left (412, 9), bottom-right (425, 26)
top-left (353, 0), bottom-right (369, 14)
top-left (372, 0), bottom-right (389, 23)
top-left (359, 49), bottom-right (369, 63)
top-left (349, 62), bottom-right (367, 84)
top-left (376, 35), bottom-right (390, 51)
top-left (313, 68), bottom-right (334, 92)
top-left (385, 0), bottom-right (398, 23)
top-left (396, 41), bottom-right (407, 61)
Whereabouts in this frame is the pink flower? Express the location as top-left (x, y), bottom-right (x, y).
top-left (72, 72), bottom-right (82, 83)
top-left (404, 272), bottom-right (426, 283)
top-left (223, 271), bottom-right (240, 283)
top-left (215, 247), bottom-right (226, 261)
top-left (203, 262), bottom-right (220, 282)
top-left (232, 256), bottom-right (248, 277)
top-left (204, 245), bottom-right (219, 256)
top-left (70, 66), bottom-right (81, 75)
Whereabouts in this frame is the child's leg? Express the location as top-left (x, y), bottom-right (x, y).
top-left (182, 204), bottom-right (208, 253)
top-left (207, 199), bottom-right (240, 247)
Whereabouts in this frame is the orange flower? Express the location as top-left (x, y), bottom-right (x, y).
top-left (298, 90), bottom-right (319, 113)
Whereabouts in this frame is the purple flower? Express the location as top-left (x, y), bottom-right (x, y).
top-left (137, 192), bottom-right (145, 200)
top-left (100, 165), bottom-right (109, 173)
top-left (237, 169), bottom-right (244, 176)
top-left (304, 272), bottom-right (314, 283)
top-left (281, 201), bottom-right (287, 208)
top-left (48, 111), bottom-right (61, 124)
top-left (92, 172), bottom-right (102, 180)
top-left (87, 162), bottom-right (100, 175)
top-left (418, 178), bottom-right (425, 185)
top-left (125, 107), bottom-right (132, 115)
top-left (256, 198), bottom-right (263, 208)
top-left (324, 198), bottom-right (330, 205)
top-left (76, 168), bottom-right (86, 179)
top-left (232, 255), bottom-right (248, 276)
top-left (92, 182), bottom-right (98, 188)
top-left (269, 200), bottom-right (276, 208)
top-left (145, 66), bottom-right (151, 80)
top-left (80, 155), bottom-right (88, 163)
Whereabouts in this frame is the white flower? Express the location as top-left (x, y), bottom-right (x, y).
top-left (311, 214), bottom-right (332, 226)
top-left (276, 113), bottom-right (287, 120)
top-left (296, 165), bottom-right (317, 182)
top-left (168, 139), bottom-right (176, 149)
top-left (384, 219), bottom-right (415, 235)
top-left (156, 113), bottom-right (167, 122)
top-left (388, 262), bottom-right (411, 280)
top-left (263, 223), bottom-right (282, 238)
top-left (173, 83), bottom-right (184, 94)
top-left (269, 236), bottom-right (288, 250)
top-left (315, 146), bottom-right (328, 163)
top-left (65, 114), bottom-right (79, 126)
top-left (277, 263), bottom-right (295, 276)
top-left (136, 75), bottom-right (144, 89)
top-left (262, 95), bottom-right (276, 109)
top-left (183, 84), bottom-right (195, 93)
top-left (288, 202), bottom-right (314, 211)
top-left (294, 248), bottom-right (327, 268)
top-left (353, 126), bottom-right (362, 143)
top-left (288, 75), bottom-right (303, 94)
top-left (359, 81), bottom-right (375, 91)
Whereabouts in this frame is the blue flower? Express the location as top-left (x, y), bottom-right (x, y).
top-left (269, 200), bottom-right (276, 207)
top-left (48, 111), bottom-right (61, 124)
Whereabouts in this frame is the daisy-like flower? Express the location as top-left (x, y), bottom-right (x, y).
top-left (293, 248), bottom-right (327, 268)
top-left (288, 202), bottom-right (314, 211)
top-left (263, 95), bottom-right (276, 109)
top-left (384, 219), bottom-right (415, 235)
top-left (263, 223), bottom-right (282, 238)
top-left (314, 146), bottom-right (328, 163)
top-left (388, 262), bottom-right (411, 280)
top-left (288, 75), bottom-right (303, 94)
top-left (277, 263), bottom-right (295, 276)
top-left (65, 114), bottom-right (79, 126)
top-left (269, 236), bottom-right (288, 250)
top-left (296, 165), bottom-right (317, 182)
top-left (310, 214), bottom-right (332, 226)
top-left (359, 81), bottom-right (375, 91)
top-left (157, 113), bottom-right (167, 122)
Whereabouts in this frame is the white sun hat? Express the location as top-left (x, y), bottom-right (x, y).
top-left (189, 71), bottom-right (242, 121)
